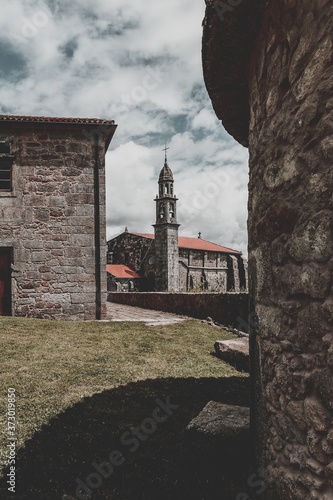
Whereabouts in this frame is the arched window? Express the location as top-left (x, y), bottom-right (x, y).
top-left (169, 202), bottom-right (175, 218)
top-left (159, 202), bottom-right (165, 218)
top-left (170, 184), bottom-right (173, 195)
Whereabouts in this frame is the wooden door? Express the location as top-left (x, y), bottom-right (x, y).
top-left (0, 250), bottom-right (11, 316)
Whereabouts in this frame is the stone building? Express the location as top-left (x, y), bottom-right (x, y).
top-left (202, 0), bottom-right (333, 499)
top-left (106, 264), bottom-right (142, 292)
top-left (0, 114), bottom-right (116, 320)
top-left (107, 157), bottom-right (247, 292)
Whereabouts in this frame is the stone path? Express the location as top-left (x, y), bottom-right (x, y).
top-left (107, 301), bottom-right (189, 326)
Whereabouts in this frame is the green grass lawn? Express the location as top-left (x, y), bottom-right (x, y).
top-left (0, 317), bottom-right (249, 500)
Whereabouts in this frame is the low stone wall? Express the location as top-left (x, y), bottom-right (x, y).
top-left (108, 292), bottom-right (249, 329)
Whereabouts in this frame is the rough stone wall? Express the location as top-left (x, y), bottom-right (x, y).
top-left (179, 261), bottom-right (189, 291)
top-left (178, 248), bottom-right (228, 291)
top-left (109, 291), bottom-right (249, 328)
top-left (247, 1), bottom-right (333, 498)
top-left (0, 122), bottom-right (111, 320)
top-left (154, 224), bottom-right (179, 291)
top-left (107, 232), bottom-right (154, 275)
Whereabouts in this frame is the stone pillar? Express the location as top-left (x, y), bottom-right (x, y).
top-left (239, 256), bottom-right (248, 291)
top-left (227, 255), bottom-right (240, 292)
top-left (247, 1), bottom-right (333, 498)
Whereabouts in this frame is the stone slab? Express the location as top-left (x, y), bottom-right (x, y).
top-left (186, 401), bottom-right (250, 441)
top-left (214, 337), bottom-right (250, 372)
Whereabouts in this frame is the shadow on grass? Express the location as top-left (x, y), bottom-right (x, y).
top-left (0, 376), bottom-right (251, 500)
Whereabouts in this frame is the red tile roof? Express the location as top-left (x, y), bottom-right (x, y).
top-left (132, 233), bottom-right (241, 254)
top-left (107, 265), bottom-right (142, 279)
top-left (0, 114), bottom-right (115, 125)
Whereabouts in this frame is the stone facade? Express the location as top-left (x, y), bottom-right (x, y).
top-left (108, 231), bottom-right (246, 293)
top-left (107, 158), bottom-right (247, 292)
top-left (0, 115), bottom-right (116, 320)
top-left (202, 1), bottom-right (333, 499)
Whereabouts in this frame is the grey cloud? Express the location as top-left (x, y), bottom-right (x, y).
top-left (0, 41), bottom-right (27, 80)
top-left (59, 39), bottom-right (78, 59)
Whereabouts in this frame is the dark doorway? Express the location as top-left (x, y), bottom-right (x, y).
top-left (0, 249), bottom-right (12, 316)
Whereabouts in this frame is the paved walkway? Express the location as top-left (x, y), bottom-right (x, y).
top-left (107, 301), bottom-right (189, 326)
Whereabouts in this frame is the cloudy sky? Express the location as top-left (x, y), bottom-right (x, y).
top-left (0, 0), bottom-right (249, 255)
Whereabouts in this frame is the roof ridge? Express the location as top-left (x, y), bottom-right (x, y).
top-left (0, 114), bottom-right (115, 125)
top-left (117, 232), bottom-right (241, 254)
top-left (186, 235), bottom-right (241, 252)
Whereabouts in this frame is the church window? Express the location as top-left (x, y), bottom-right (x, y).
top-left (0, 142), bottom-right (13, 192)
top-left (165, 185), bottom-right (168, 194)
top-left (169, 202), bottom-right (175, 218)
top-left (159, 202), bottom-right (165, 218)
top-left (170, 184), bottom-right (173, 195)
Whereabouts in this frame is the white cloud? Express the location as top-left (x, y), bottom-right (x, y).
top-left (0, 0), bottom-right (249, 255)
top-left (192, 108), bottom-right (218, 131)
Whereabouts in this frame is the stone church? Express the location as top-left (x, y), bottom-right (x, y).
top-left (107, 156), bottom-right (247, 292)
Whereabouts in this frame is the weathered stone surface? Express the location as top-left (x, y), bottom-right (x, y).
top-left (214, 337), bottom-right (249, 372)
top-left (288, 211), bottom-right (332, 262)
top-left (0, 118), bottom-right (116, 320)
top-left (202, 0), bottom-right (333, 498)
top-left (304, 398), bottom-right (333, 432)
top-left (186, 401), bottom-right (250, 440)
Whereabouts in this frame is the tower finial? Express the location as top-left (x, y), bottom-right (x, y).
top-left (162, 142), bottom-right (169, 163)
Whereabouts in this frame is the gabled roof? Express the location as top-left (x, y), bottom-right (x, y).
top-left (107, 264), bottom-right (142, 279)
top-left (132, 233), bottom-right (241, 254)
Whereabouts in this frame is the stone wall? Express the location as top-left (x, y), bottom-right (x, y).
top-left (107, 231), bottom-right (155, 277)
top-left (0, 118), bottom-right (116, 320)
top-left (248, 2), bottom-right (333, 497)
top-left (179, 249), bottom-right (228, 291)
top-left (109, 291), bottom-right (249, 329)
top-left (202, 0), bottom-right (333, 498)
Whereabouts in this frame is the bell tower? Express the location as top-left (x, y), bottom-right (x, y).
top-left (153, 148), bottom-right (180, 291)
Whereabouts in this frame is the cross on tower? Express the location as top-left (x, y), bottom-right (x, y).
top-left (162, 143), bottom-right (169, 162)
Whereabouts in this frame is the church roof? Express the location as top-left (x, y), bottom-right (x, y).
top-left (159, 162), bottom-right (174, 181)
top-left (107, 265), bottom-right (142, 279)
top-left (132, 233), bottom-right (241, 254)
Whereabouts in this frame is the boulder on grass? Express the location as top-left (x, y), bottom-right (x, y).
top-left (186, 401), bottom-right (250, 440)
top-left (214, 337), bottom-right (249, 372)
top-left (186, 401), bottom-right (251, 490)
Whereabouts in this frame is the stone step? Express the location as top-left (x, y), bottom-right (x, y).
top-left (214, 337), bottom-right (250, 372)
